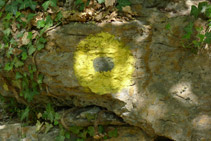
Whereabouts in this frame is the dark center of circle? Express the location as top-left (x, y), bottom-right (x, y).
top-left (93, 57), bottom-right (114, 72)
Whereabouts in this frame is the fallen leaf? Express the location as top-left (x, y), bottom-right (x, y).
top-left (22, 32), bottom-right (30, 45)
top-left (105, 0), bottom-right (115, 7)
top-left (20, 17), bottom-right (27, 23)
top-left (11, 22), bottom-right (17, 32)
top-left (95, 12), bottom-right (103, 21)
top-left (12, 48), bottom-right (23, 55)
top-left (37, 113), bottom-right (42, 119)
top-left (122, 6), bottom-right (132, 14)
top-left (32, 30), bottom-right (39, 39)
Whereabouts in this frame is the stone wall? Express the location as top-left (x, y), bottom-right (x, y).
top-left (0, 0), bottom-right (211, 140)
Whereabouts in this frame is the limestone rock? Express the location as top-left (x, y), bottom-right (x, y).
top-left (61, 106), bottom-right (126, 128)
top-left (0, 1), bottom-right (211, 141)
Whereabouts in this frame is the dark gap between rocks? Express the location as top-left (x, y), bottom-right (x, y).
top-left (154, 136), bottom-right (174, 141)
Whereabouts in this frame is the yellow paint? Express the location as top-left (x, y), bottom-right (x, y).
top-left (74, 32), bottom-right (135, 95)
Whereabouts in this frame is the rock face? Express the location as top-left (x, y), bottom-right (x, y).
top-left (1, 0), bottom-right (211, 141)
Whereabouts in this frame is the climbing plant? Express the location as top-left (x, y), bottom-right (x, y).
top-left (182, 2), bottom-right (210, 53)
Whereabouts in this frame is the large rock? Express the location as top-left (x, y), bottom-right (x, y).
top-left (1, 1), bottom-right (210, 141)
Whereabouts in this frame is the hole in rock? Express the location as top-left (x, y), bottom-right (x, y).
top-left (154, 136), bottom-right (174, 141)
top-left (93, 57), bottom-right (114, 72)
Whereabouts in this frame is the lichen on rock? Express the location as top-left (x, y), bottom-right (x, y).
top-left (74, 32), bottom-right (135, 95)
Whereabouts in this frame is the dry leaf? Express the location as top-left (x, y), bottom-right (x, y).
top-left (37, 113), bottom-right (42, 119)
top-left (11, 22), bottom-right (17, 32)
top-left (20, 17), bottom-right (27, 23)
top-left (105, 0), bottom-right (116, 7)
top-left (12, 48), bottom-right (22, 55)
top-left (32, 30), bottom-right (39, 39)
top-left (22, 32), bottom-right (30, 45)
top-left (122, 6), bottom-right (133, 14)
top-left (95, 12), bottom-right (103, 21)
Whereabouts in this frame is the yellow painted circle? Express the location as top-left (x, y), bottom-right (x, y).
top-left (74, 32), bottom-right (134, 95)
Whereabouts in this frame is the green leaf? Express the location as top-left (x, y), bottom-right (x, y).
top-left (75, 0), bottom-right (85, 11)
top-left (65, 133), bottom-right (70, 139)
top-left (190, 5), bottom-right (199, 18)
top-left (165, 23), bottom-right (171, 30)
top-left (56, 135), bottom-right (65, 141)
top-left (5, 1), bottom-right (19, 15)
top-left (42, 1), bottom-right (50, 11)
top-left (37, 74), bottom-right (44, 84)
top-left (28, 0), bottom-right (37, 11)
top-left (19, 0), bottom-right (37, 11)
top-left (42, 0), bottom-right (57, 11)
top-left (197, 33), bottom-right (205, 42)
top-left (3, 28), bottom-right (11, 36)
top-left (13, 57), bottom-right (24, 68)
top-left (15, 11), bottom-right (21, 18)
top-left (21, 51), bottom-right (28, 60)
top-left (27, 32), bottom-right (33, 40)
top-left (78, 130), bottom-right (87, 139)
top-left (50, 0), bottom-right (57, 7)
top-left (0, 12), bottom-right (2, 18)
top-left (97, 0), bottom-right (105, 4)
top-left (4, 62), bottom-right (13, 71)
top-left (37, 20), bottom-right (46, 29)
top-left (205, 6), bottom-right (211, 18)
top-left (21, 106), bottom-right (30, 121)
top-left (55, 12), bottom-right (63, 21)
top-left (37, 43), bottom-right (45, 51)
top-left (204, 32), bottom-right (211, 44)
top-left (183, 23), bottom-right (193, 39)
top-left (39, 37), bottom-right (47, 43)
top-left (108, 128), bottom-right (118, 138)
top-left (98, 125), bottom-right (104, 134)
top-left (16, 72), bottom-right (23, 79)
top-left (117, 0), bottom-right (131, 10)
top-left (70, 126), bottom-right (83, 134)
top-left (28, 45), bottom-right (36, 55)
top-left (45, 15), bottom-right (53, 27)
top-left (4, 13), bottom-right (12, 20)
top-left (0, 0), bottom-right (5, 8)
top-left (198, 2), bottom-right (208, 12)
top-left (43, 104), bottom-right (55, 122)
top-left (44, 122), bottom-right (53, 134)
top-left (27, 13), bottom-right (36, 22)
top-left (54, 113), bottom-right (60, 120)
top-left (87, 126), bottom-right (95, 136)
top-left (75, 0), bottom-right (83, 5)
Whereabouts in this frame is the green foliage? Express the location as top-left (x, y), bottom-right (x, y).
top-left (182, 2), bottom-right (211, 53)
top-left (43, 104), bottom-right (60, 125)
top-left (42, 0), bottom-right (57, 11)
top-left (0, 0), bottom-right (5, 9)
top-left (190, 2), bottom-right (211, 18)
top-left (56, 126), bottom-right (70, 141)
top-left (5, 0), bottom-right (37, 15)
top-left (74, 0), bottom-right (131, 11)
top-left (97, 0), bottom-right (105, 4)
top-left (116, 0), bottom-right (131, 10)
top-left (19, 0), bottom-right (37, 11)
top-left (75, 0), bottom-right (90, 12)
top-left (20, 106), bottom-right (30, 121)
top-left (108, 128), bottom-right (118, 138)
